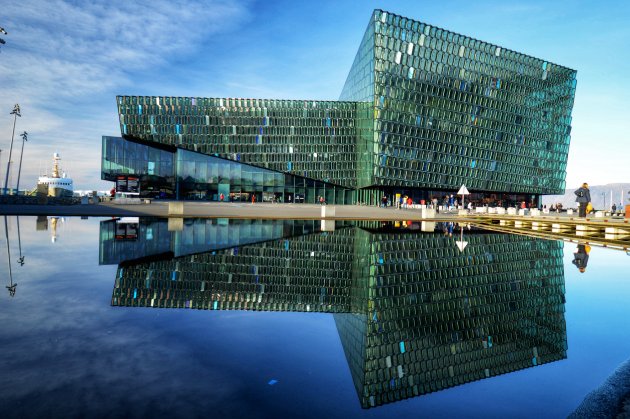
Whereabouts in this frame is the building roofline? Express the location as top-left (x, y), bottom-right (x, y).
top-left (373, 9), bottom-right (577, 74)
top-left (116, 95), bottom-right (360, 106)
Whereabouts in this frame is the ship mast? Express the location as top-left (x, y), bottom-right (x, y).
top-left (52, 153), bottom-right (60, 178)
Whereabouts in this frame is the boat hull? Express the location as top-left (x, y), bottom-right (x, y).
top-left (49, 187), bottom-right (74, 198)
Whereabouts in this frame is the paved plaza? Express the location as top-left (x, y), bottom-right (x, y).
top-left (0, 201), bottom-right (442, 220)
top-left (0, 201), bottom-right (627, 223)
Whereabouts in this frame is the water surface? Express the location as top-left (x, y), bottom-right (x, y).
top-left (0, 216), bottom-right (629, 418)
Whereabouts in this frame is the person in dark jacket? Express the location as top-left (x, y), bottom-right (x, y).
top-left (572, 244), bottom-right (590, 273)
top-left (574, 182), bottom-right (591, 217)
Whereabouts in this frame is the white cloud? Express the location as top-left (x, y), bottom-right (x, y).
top-left (0, 0), bottom-right (249, 190)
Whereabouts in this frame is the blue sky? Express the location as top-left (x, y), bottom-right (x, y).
top-left (0, 0), bottom-right (628, 190)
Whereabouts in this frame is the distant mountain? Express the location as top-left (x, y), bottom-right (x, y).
top-left (541, 183), bottom-right (630, 210)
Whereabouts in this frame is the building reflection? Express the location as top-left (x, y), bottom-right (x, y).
top-left (334, 228), bottom-right (566, 408)
top-left (99, 218), bottom-right (329, 265)
top-left (103, 219), bottom-right (566, 408)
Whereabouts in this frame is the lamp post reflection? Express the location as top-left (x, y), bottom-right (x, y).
top-left (16, 216), bottom-right (24, 266)
top-left (4, 216), bottom-right (16, 297)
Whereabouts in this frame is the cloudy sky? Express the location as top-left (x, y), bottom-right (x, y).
top-left (0, 0), bottom-right (628, 191)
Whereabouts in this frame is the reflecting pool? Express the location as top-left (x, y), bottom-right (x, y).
top-left (1, 216), bottom-right (629, 418)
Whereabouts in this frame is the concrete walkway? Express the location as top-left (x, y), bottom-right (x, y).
top-left (1, 201), bottom-right (628, 223)
top-left (0, 201), bottom-right (448, 220)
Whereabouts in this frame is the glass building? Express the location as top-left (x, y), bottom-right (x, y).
top-left (102, 9), bottom-right (577, 205)
top-left (105, 220), bottom-right (567, 408)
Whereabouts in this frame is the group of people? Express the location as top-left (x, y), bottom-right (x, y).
top-left (379, 195), bottom-right (418, 209)
top-left (435, 195), bottom-right (477, 212)
top-left (611, 203), bottom-right (624, 214)
top-left (218, 192), bottom-right (257, 203)
top-left (400, 195), bottom-right (414, 209)
top-left (546, 203), bottom-right (564, 212)
top-left (378, 194), bottom-right (473, 212)
top-left (439, 195), bottom-right (459, 212)
top-left (572, 182), bottom-right (622, 216)
top-left (211, 183), bottom-right (615, 218)
top-left (573, 182), bottom-right (625, 217)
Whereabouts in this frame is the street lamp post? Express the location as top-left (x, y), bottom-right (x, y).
top-left (15, 131), bottom-right (28, 194)
top-left (0, 26), bottom-right (7, 53)
top-left (3, 104), bottom-right (21, 195)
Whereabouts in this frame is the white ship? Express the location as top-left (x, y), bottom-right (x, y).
top-left (37, 153), bottom-right (74, 197)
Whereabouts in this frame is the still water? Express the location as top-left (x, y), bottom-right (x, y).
top-left (0, 216), bottom-right (629, 418)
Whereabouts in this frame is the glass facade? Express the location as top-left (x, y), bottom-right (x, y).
top-left (102, 136), bottom-right (175, 198)
top-left (102, 135), bottom-right (354, 203)
top-left (176, 148), bottom-right (353, 203)
top-left (103, 9), bottom-right (576, 201)
top-left (116, 97), bottom-right (360, 188)
top-left (106, 222), bottom-right (566, 408)
top-left (340, 10), bottom-right (577, 195)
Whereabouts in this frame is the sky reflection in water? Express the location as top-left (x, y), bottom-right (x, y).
top-left (0, 216), bottom-right (629, 418)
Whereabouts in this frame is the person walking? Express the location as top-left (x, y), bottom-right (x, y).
top-left (219, 192), bottom-right (224, 202)
top-left (574, 182), bottom-right (591, 217)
